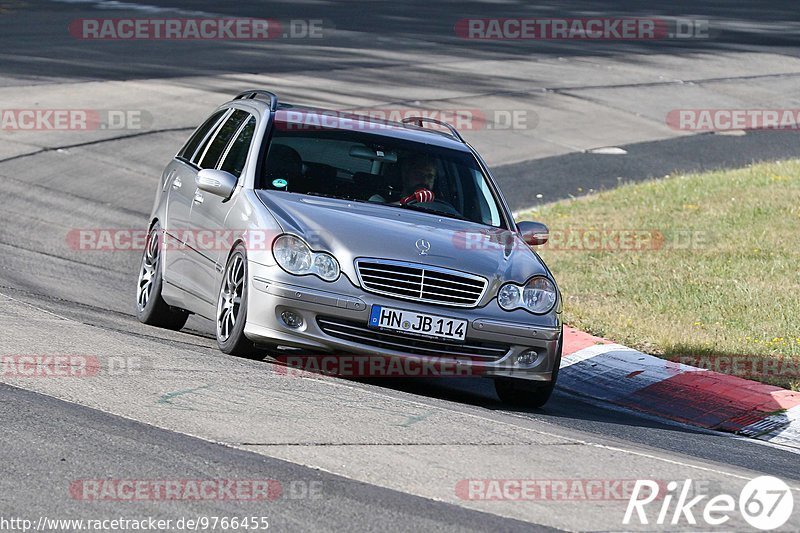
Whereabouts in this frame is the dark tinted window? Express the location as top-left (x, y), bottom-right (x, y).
top-left (199, 109), bottom-right (249, 169)
top-left (178, 110), bottom-right (226, 161)
top-left (220, 116), bottom-right (256, 178)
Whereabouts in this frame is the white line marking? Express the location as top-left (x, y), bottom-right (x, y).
top-left (0, 291), bottom-right (72, 321)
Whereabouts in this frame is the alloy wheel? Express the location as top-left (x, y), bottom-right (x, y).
top-left (136, 229), bottom-right (160, 311)
top-left (217, 254), bottom-right (245, 341)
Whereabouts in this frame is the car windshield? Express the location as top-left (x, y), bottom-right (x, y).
top-left (258, 115), bottom-right (505, 227)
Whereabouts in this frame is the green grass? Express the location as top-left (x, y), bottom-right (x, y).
top-left (516, 160), bottom-right (800, 389)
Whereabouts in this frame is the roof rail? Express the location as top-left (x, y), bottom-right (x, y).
top-left (234, 90), bottom-right (279, 111)
top-left (401, 116), bottom-right (465, 143)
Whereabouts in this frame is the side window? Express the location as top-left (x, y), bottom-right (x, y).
top-left (220, 116), bottom-right (256, 179)
top-left (178, 110), bottom-right (226, 161)
top-left (198, 110), bottom-right (249, 169)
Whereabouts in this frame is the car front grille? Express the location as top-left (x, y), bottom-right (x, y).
top-left (355, 259), bottom-right (487, 307)
top-left (317, 317), bottom-right (510, 361)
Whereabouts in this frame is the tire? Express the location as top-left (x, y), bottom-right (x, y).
top-left (136, 223), bottom-right (190, 330)
top-left (216, 244), bottom-right (258, 357)
top-left (494, 332), bottom-right (563, 408)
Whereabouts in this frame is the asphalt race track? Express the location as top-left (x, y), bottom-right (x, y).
top-left (0, 1), bottom-right (799, 531)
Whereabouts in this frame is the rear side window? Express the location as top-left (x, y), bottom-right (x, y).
top-left (178, 110), bottom-right (226, 161)
top-left (220, 116), bottom-right (257, 178)
top-left (198, 110), bottom-right (250, 169)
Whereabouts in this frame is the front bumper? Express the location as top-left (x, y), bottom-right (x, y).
top-left (244, 262), bottom-right (562, 382)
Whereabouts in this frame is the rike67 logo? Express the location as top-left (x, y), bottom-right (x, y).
top-left (624, 476), bottom-right (794, 530)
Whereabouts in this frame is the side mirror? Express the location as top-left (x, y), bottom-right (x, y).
top-left (517, 220), bottom-right (549, 246)
top-left (196, 169), bottom-right (237, 199)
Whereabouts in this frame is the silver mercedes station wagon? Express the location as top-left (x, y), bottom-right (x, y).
top-left (136, 90), bottom-right (563, 407)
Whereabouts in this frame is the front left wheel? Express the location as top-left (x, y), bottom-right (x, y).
top-left (136, 223), bottom-right (189, 330)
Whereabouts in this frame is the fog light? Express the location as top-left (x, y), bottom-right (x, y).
top-left (515, 350), bottom-right (538, 366)
top-left (280, 310), bottom-right (304, 328)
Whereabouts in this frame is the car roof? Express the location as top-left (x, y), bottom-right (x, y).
top-left (230, 98), bottom-right (473, 151)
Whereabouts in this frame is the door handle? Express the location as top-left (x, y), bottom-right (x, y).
top-left (193, 191), bottom-right (204, 205)
top-left (172, 176), bottom-right (182, 190)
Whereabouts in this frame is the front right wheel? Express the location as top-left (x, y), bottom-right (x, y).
top-left (216, 244), bottom-right (257, 357)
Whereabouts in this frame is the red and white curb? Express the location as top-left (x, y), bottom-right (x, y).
top-left (560, 326), bottom-right (800, 450)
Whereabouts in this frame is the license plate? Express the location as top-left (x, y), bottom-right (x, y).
top-left (368, 305), bottom-right (467, 342)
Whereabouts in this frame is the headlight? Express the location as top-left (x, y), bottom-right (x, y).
top-left (273, 234), bottom-right (340, 281)
top-left (498, 276), bottom-right (557, 314)
top-left (312, 253), bottom-right (339, 281)
top-left (498, 284), bottom-right (521, 310)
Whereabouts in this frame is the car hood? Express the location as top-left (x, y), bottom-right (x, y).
top-left (256, 191), bottom-right (551, 293)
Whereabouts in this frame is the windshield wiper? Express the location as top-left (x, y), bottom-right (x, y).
top-left (395, 202), bottom-right (469, 221)
top-left (304, 192), bottom-right (370, 204)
